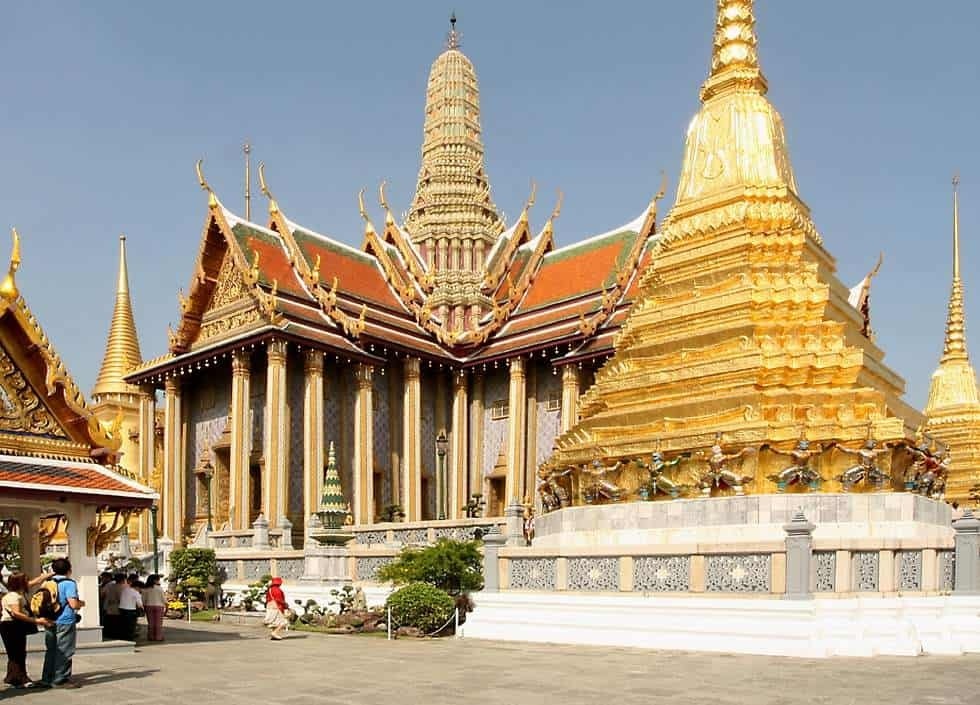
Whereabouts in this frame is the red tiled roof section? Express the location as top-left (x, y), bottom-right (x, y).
top-left (520, 237), bottom-right (630, 312)
top-left (0, 460), bottom-right (145, 495)
top-left (293, 230), bottom-right (403, 311)
top-left (231, 225), bottom-right (307, 299)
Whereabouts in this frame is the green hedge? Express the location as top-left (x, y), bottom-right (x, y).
top-left (385, 583), bottom-right (454, 634)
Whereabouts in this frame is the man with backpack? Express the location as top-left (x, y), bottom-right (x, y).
top-left (38, 558), bottom-right (85, 688)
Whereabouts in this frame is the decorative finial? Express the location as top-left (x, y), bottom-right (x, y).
top-left (447, 11), bottom-right (459, 49)
top-left (358, 189), bottom-right (377, 235)
top-left (258, 162), bottom-right (280, 215)
top-left (244, 142), bottom-right (252, 221)
top-left (378, 180), bottom-right (395, 225)
top-left (702, 0), bottom-right (767, 101)
top-left (942, 172), bottom-right (969, 360)
top-left (0, 228), bottom-right (22, 301)
top-left (195, 159), bottom-right (218, 208)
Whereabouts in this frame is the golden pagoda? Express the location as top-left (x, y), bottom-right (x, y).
top-left (924, 177), bottom-right (980, 506)
top-left (547, 0), bottom-right (923, 497)
top-left (91, 235), bottom-right (157, 547)
top-left (403, 13), bottom-right (505, 331)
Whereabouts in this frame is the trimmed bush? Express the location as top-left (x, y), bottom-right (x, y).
top-left (385, 582), bottom-right (454, 634)
top-left (376, 538), bottom-right (483, 595)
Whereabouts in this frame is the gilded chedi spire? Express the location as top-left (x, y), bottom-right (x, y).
top-left (925, 176), bottom-right (979, 413)
top-left (403, 14), bottom-right (503, 263)
top-left (673, 0), bottom-right (800, 215)
top-left (92, 235), bottom-right (143, 398)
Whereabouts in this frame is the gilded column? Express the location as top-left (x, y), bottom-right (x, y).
top-left (264, 339), bottom-right (288, 526)
top-left (303, 350), bottom-right (325, 532)
top-left (162, 377), bottom-right (183, 543)
top-left (560, 364), bottom-right (580, 433)
top-left (435, 372), bottom-right (448, 518)
top-left (229, 350), bottom-right (252, 529)
top-left (451, 370), bottom-right (468, 518)
top-left (506, 357), bottom-right (527, 504)
top-left (137, 388), bottom-right (156, 544)
top-left (402, 358), bottom-right (422, 521)
top-left (388, 366), bottom-right (402, 506)
top-left (468, 373), bottom-right (485, 512)
top-left (353, 364), bottom-right (374, 525)
top-left (524, 365), bottom-right (538, 502)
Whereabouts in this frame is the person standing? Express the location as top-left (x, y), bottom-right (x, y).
top-left (0, 572), bottom-right (54, 688)
top-left (100, 573), bottom-right (123, 640)
top-left (118, 575), bottom-right (143, 642)
top-left (40, 558), bottom-right (84, 689)
top-left (141, 575), bottom-right (166, 642)
top-left (263, 577), bottom-right (288, 640)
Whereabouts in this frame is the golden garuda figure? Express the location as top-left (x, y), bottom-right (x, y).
top-left (582, 458), bottom-right (626, 504)
top-left (695, 435), bottom-right (755, 497)
top-left (763, 435), bottom-right (822, 493)
top-left (831, 438), bottom-right (897, 491)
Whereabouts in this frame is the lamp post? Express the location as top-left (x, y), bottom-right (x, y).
top-left (436, 430), bottom-right (449, 520)
top-left (149, 504), bottom-right (159, 575)
top-left (201, 458), bottom-right (215, 532)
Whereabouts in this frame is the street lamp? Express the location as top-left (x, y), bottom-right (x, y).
top-left (201, 457), bottom-right (215, 532)
top-left (436, 430), bottom-right (449, 520)
top-left (149, 504), bottom-right (159, 575)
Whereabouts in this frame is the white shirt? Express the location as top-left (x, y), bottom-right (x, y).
top-left (119, 585), bottom-right (143, 611)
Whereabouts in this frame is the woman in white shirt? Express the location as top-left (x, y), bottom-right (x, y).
top-left (118, 574), bottom-right (143, 642)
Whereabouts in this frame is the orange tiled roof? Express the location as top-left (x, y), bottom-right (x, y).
top-left (0, 456), bottom-right (156, 505)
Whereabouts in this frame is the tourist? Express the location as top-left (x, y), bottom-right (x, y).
top-left (0, 572), bottom-right (54, 688)
top-left (40, 557), bottom-right (84, 689)
top-left (118, 574), bottom-right (143, 642)
top-left (263, 577), bottom-right (288, 640)
top-left (142, 574), bottom-right (166, 642)
top-left (100, 573), bottom-right (124, 639)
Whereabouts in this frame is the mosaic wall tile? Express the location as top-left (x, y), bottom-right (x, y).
top-left (634, 555), bottom-right (690, 592)
top-left (392, 528), bottom-right (429, 545)
top-left (287, 355), bottom-right (305, 519)
top-left (356, 556), bottom-right (394, 581)
top-left (482, 371), bottom-right (508, 478)
top-left (508, 558), bottom-right (557, 590)
top-left (356, 530), bottom-right (388, 546)
top-left (705, 554), bottom-right (771, 592)
top-left (567, 557), bottom-right (619, 591)
top-left (216, 560), bottom-right (238, 583)
top-left (275, 558), bottom-right (305, 581)
top-left (534, 367), bottom-right (562, 468)
top-left (242, 559), bottom-right (271, 581)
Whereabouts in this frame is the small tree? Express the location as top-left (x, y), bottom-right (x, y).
top-left (377, 538), bottom-right (483, 595)
top-left (169, 548), bottom-right (220, 606)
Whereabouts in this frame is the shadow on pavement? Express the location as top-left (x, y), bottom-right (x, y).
top-left (139, 624), bottom-right (255, 645)
top-left (0, 668), bottom-right (157, 700)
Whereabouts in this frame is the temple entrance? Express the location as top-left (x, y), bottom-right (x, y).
top-left (248, 463), bottom-right (262, 524)
top-left (420, 477), bottom-right (431, 520)
top-left (373, 471), bottom-right (383, 518)
top-left (488, 477), bottom-right (506, 517)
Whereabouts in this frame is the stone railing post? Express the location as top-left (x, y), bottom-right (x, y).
top-left (504, 501), bottom-right (525, 547)
top-left (953, 509), bottom-right (980, 595)
top-left (252, 514), bottom-right (270, 550)
top-left (279, 517), bottom-right (293, 550)
top-left (783, 509), bottom-right (815, 600)
top-left (482, 527), bottom-right (507, 592)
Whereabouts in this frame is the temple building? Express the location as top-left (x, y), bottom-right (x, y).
top-left (125, 15), bottom-right (662, 544)
top-left (924, 177), bottom-right (980, 505)
top-left (0, 230), bottom-right (155, 629)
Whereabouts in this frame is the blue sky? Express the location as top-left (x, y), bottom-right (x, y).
top-left (0, 1), bottom-right (977, 410)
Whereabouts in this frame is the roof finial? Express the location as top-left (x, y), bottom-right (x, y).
top-left (244, 142), bottom-right (252, 221)
top-left (447, 11), bottom-right (459, 49)
top-left (701, 0), bottom-right (767, 101)
top-left (942, 172), bottom-right (969, 361)
top-left (0, 228), bottom-right (21, 301)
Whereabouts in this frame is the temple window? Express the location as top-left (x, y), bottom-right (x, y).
top-left (546, 393), bottom-right (562, 413)
top-left (490, 399), bottom-right (509, 420)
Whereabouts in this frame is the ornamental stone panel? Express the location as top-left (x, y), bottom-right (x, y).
top-left (356, 556), bottom-right (394, 581)
top-left (705, 554), bottom-right (771, 593)
top-left (392, 528), bottom-right (429, 545)
top-left (812, 551), bottom-right (836, 592)
top-left (939, 550), bottom-right (955, 591)
top-left (897, 551), bottom-right (922, 591)
top-left (276, 558), bottom-right (305, 581)
top-left (243, 559), bottom-right (271, 581)
top-left (633, 555), bottom-right (690, 592)
top-left (567, 557), bottom-right (619, 592)
top-left (853, 551), bottom-right (879, 592)
top-left (356, 530), bottom-right (388, 546)
top-left (508, 558), bottom-right (557, 591)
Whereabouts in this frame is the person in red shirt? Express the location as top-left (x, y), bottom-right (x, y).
top-left (263, 578), bottom-right (288, 640)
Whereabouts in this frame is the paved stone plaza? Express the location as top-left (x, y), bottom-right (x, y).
top-left (10, 622), bottom-right (978, 704)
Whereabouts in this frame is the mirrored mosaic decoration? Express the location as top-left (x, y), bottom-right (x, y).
top-left (567, 557), bottom-right (619, 591)
top-left (633, 555), bottom-right (690, 592)
top-left (508, 558), bottom-right (557, 590)
top-left (705, 554), bottom-right (770, 592)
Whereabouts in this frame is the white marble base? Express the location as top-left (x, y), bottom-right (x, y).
top-left (462, 592), bottom-right (980, 657)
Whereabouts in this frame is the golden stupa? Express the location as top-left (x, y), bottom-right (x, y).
top-left (924, 177), bottom-right (980, 506)
top-left (544, 0), bottom-right (924, 501)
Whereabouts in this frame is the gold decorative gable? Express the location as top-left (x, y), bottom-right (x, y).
top-left (209, 253), bottom-right (251, 311)
top-left (197, 252), bottom-right (263, 346)
top-left (0, 343), bottom-right (67, 438)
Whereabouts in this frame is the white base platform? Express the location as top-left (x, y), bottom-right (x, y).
top-left (462, 592), bottom-right (980, 657)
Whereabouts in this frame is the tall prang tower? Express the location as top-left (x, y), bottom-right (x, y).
top-left (402, 14), bottom-right (504, 333)
top-left (549, 0), bottom-right (923, 487)
top-left (925, 178), bottom-right (980, 506)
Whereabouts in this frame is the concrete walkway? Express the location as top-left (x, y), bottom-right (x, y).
top-left (6, 621), bottom-right (978, 704)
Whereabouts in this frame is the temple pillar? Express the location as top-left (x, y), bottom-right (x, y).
top-left (435, 372), bottom-right (448, 518)
top-left (12, 511), bottom-right (41, 582)
top-left (402, 358), bottom-right (422, 521)
top-left (451, 370), bottom-right (468, 519)
top-left (560, 364), bottom-right (580, 433)
top-left (388, 366), bottom-right (402, 506)
top-left (524, 365), bottom-right (538, 502)
top-left (506, 357), bottom-right (527, 504)
top-left (64, 504), bottom-right (99, 629)
top-left (229, 350), bottom-right (252, 529)
top-left (353, 364), bottom-right (374, 525)
top-left (303, 350), bottom-right (325, 533)
top-left (468, 373), bottom-right (485, 514)
top-left (137, 387), bottom-right (156, 543)
top-left (264, 339), bottom-right (288, 526)
top-left (162, 377), bottom-right (183, 544)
